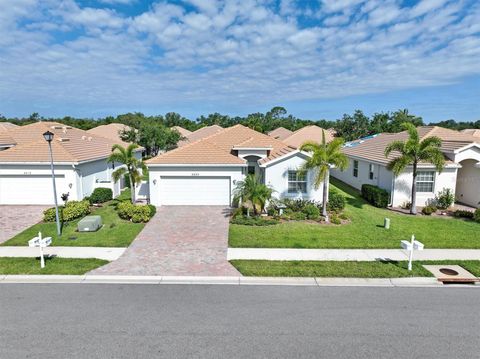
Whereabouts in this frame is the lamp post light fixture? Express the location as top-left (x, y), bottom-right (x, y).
top-left (43, 131), bottom-right (61, 236)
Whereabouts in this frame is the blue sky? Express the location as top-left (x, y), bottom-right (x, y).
top-left (1, 0), bottom-right (479, 123)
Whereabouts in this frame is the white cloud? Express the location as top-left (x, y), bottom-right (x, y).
top-left (0, 0), bottom-right (479, 115)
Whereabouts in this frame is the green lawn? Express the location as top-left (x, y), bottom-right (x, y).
top-left (230, 260), bottom-right (480, 278)
top-left (0, 257), bottom-right (108, 275)
top-left (229, 178), bottom-right (480, 249)
top-left (2, 197), bottom-right (144, 247)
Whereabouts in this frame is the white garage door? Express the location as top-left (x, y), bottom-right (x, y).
top-left (0, 175), bottom-right (66, 205)
top-left (159, 176), bottom-right (230, 205)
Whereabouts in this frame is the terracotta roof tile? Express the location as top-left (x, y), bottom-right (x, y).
top-left (0, 121), bottom-right (134, 163)
top-left (461, 129), bottom-right (480, 138)
top-left (282, 125), bottom-right (335, 148)
top-left (0, 122), bottom-right (18, 131)
top-left (147, 124), bottom-right (296, 165)
top-left (87, 123), bottom-right (131, 143)
top-left (267, 127), bottom-right (292, 140)
top-left (171, 126), bottom-right (192, 137)
top-left (177, 125), bottom-right (223, 147)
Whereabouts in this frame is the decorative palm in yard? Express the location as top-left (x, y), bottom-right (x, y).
top-left (385, 122), bottom-right (445, 215)
top-left (108, 144), bottom-right (146, 203)
top-left (299, 130), bottom-right (349, 222)
top-left (233, 174), bottom-right (273, 216)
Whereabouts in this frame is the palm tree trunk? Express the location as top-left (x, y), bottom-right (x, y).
top-left (322, 170), bottom-right (329, 222)
top-left (410, 162), bottom-right (417, 215)
top-left (130, 174), bottom-right (136, 204)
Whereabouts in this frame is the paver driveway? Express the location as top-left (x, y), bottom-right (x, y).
top-left (91, 206), bottom-right (240, 276)
top-left (0, 206), bottom-right (48, 244)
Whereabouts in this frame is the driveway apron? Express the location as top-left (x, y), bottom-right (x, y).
top-left (0, 206), bottom-right (48, 244)
top-left (90, 206), bottom-right (240, 276)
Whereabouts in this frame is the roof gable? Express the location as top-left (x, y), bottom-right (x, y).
top-left (282, 125), bottom-right (335, 148)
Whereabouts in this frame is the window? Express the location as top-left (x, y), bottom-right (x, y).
top-left (353, 160), bottom-right (359, 177)
top-left (416, 171), bottom-right (435, 192)
top-left (288, 170), bottom-right (307, 193)
top-left (369, 164), bottom-right (374, 180)
top-left (248, 165), bottom-right (256, 175)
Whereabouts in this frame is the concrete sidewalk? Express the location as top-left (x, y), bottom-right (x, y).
top-left (227, 248), bottom-right (480, 261)
top-left (0, 247), bottom-right (125, 261)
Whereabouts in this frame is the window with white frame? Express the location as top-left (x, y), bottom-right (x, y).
top-left (353, 160), bottom-right (359, 177)
top-left (288, 170), bottom-right (307, 193)
top-left (416, 171), bottom-right (435, 192)
top-left (369, 164), bottom-right (374, 180)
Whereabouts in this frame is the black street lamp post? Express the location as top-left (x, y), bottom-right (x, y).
top-left (43, 131), bottom-right (61, 236)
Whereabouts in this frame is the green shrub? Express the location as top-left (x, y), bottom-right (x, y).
top-left (453, 210), bottom-right (474, 219)
top-left (303, 204), bottom-right (320, 220)
top-left (147, 204), bottom-right (156, 218)
top-left (43, 207), bottom-right (63, 222)
top-left (338, 212), bottom-right (349, 220)
top-left (327, 191), bottom-right (346, 212)
top-left (231, 216), bottom-right (278, 226)
top-left (290, 211), bottom-right (307, 221)
top-left (361, 184), bottom-right (390, 208)
top-left (89, 187), bottom-right (113, 204)
top-left (116, 201), bottom-right (154, 223)
top-left (435, 188), bottom-right (454, 209)
top-left (62, 200), bottom-right (90, 222)
top-left (474, 209), bottom-right (480, 223)
top-left (282, 198), bottom-right (319, 212)
top-left (421, 205), bottom-right (437, 215)
top-left (330, 213), bottom-right (341, 225)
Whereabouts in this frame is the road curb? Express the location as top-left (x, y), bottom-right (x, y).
top-left (0, 275), bottom-right (478, 287)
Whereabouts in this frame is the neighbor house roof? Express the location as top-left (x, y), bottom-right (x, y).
top-left (177, 125), bottom-right (223, 147)
top-left (0, 121), bottom-right (133, 164)
top-left (0, 122), bottom-right (18, 131)
top-left (87, 123), bottom-right (131, 143)
top-left (171, 126), bottom-right (192, 137)
top-left (461, 129), bottom-right (480, 138)
top-left (342, 126), bottom-right (479, 166)
top-left (267, 127), bottom-right (292, 140)
top-left (147, 124), bottom-right (297, 166)
top-left (282, 125), bottom-right (335, 148)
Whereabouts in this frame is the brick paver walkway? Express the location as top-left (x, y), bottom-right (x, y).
top-left (0, 206), bottom-right (48, 244)
top-left (90, 206), bottom-right (240, 276)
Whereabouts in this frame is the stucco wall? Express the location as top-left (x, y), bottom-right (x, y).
top-left (77, 158), bottom-right (113, 198)
top-left (264, 153), bottom-right (323, 202)
top-left (147, 166), bottom-right (245, 206)
top-left (392, 167), bottom-right (458, 207)
top-left (455, 159), bottom-right (480, 208)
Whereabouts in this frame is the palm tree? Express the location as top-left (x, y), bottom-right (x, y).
top-left (108, 144), bottom-right (146, 203)
top-left (384, 122), bottom-right (445, 214)
top-left (233, 174), bottom-right (273, 216)
top-left (299, 130), bottom-right (349, 222)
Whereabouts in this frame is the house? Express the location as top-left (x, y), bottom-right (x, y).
top-left (281, 125), bottom-right (335, 148)
top-left (171, 126), bottom-right (192, 137)
top-left (331, 126), bottom-right (480, 208)
top-left (146, 124), bottom-right (324, 206)
top-left (0, 122), bottom-right (141, 205)
top-left (177, 125), bottom-right (223, 147)
top-left (267, 127), bottom-right (292, 140)
top-left (461, 129), bottom-right (480, 138)
top-left (87, 123), bottom-right (131, 143)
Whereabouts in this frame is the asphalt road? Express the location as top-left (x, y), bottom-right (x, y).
top-left (0, 284), bottom-right (479, 358)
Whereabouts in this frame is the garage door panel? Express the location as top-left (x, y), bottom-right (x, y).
top-left (159, 176), bottom-right (230, 206)
top-left (0, 175), bottom-right (66, 205)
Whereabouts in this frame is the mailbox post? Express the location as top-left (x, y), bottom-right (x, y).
top-left (28, 232), bottom-right (52, 268)
top-left (401, 235), bottom-right (424, 271)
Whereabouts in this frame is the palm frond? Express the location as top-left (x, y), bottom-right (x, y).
top-left (384, 140), bottom-right (405, 157)
top-left (111, 167), bottom-right (127, 183)
top-left (386, 155), bottom-right (412, 175)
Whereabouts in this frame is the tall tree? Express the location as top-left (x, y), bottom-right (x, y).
top-left (233, 174), bottom-right (274, 216)
top-left (388, 109), bottom-right (423, 132)
top-left (108, 144), bottom-right (146, 203)
top-left (299, 130), bottom-right (349, 222)
top-left (384, 123), bottom-right (445, 214)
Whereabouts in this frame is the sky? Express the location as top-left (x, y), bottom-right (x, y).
top-left (0, 0), bottom-right (479, 123)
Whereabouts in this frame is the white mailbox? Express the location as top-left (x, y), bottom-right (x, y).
top-left (28, 232), bottom-right (52, 268)
top-left (401, 235), bottom-right (424, 271)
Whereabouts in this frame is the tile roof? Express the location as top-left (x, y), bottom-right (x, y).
top-left (171, 126), bottom-right (192, 137)
top-left (342, 126), bottom-right (479, 165)
top-left (177, 125), bottom-right (223, 147)
top-left (87, 123), bottom-right (131, 143)
top-left (282, 125), bottom-right (335, 148)
top-left (0, 121), bottom-right (133, 163)
top-left (267, 127), bottom-right (293, 140)
top-left (147, 124), bottom-right (297, 165)
top-left (461, 129), bottom-right (480, 138)
top-left (0, 122), bottom-right (18, 131)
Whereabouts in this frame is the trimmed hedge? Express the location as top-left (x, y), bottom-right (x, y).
top-left (231, 216), bottom-right (279, 226)
top-left (63, 200), bottom-right (91, 222)
top-left (303, 204), bottom-right (320, 220)
top-left (89, 187), bottom-right (113, 204)
top-left (327, 190), bottom-right (346, 213)
top-left (361, 184), bottom-right (390, 208)
top-left (117, 201), bottom-right (155, 223)
top-left (475, 209), bottom-right (480, 223)
top-left (421, 205), bottom-right (437, 215)
top-left (453, 210), bottom-right (474, 219)
top-left (43, 207), bottom-right (63, 222)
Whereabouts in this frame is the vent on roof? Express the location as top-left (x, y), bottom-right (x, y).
top-left (57, 137), bottom-right (70, 142)
top-left (51, 125), bottom-right (72, 130)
